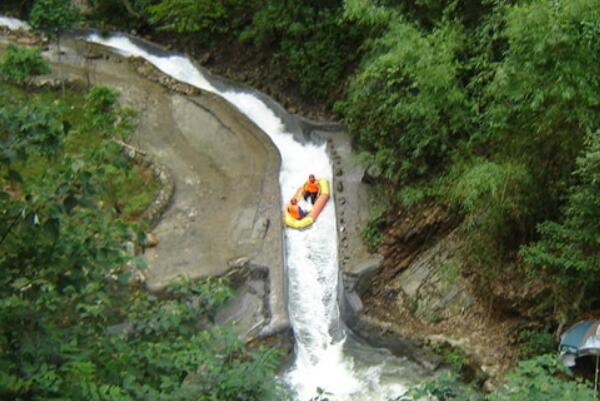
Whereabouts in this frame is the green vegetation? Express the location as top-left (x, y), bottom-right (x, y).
top-left (361, 204), bottom-right (386, 251)
top-left (7, 0), bottom-right (600, 396)
top-left (517, 328), bottom-right (556, 359)
top-left (29, 0), bottom-right (80, 44)
top-left (336, 0), bottom-right (600, 326)
top-left (240, 1), bottom-right (364, 100)
top-left (146, 0), bottom-right (246, 44)
top-left (408, 355), bottom-right (595, 401)
top-left (0, 44), bottom-right (50, 84)
top-left (0, 49), bottom-right (282, 399)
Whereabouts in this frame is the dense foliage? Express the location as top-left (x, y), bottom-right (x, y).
top-left (240, 0), bottom-right (364, 100)
top-left (407, 355), bottom-right (596, 401)
top-left (0, 57), bottom-right (282, 399)
top-left (146, 0), bottom-right (247, 43)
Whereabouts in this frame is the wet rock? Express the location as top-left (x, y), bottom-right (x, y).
top-left (251, 217), bottom-right (270, 240)
top-left (362, 163), bottom-right (382, 185)
top-left (85, 51), bottom-right (103, 60)
top-left (228, 256), bottom-right (250, 269)
top-left (344, 255), bottom-right (385, 295)
top-left (15, 36), bottom-right (38, 46)
top-left (146, 232), bottom-right (159, 248)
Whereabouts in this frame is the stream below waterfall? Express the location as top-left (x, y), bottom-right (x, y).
top-left (0, 17), bottom-right (431, 401)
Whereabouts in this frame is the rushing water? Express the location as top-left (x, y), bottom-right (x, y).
top-left (0, 17), bottom-right (427, 400)
top-left (0, 16), bottom-right (29, 30)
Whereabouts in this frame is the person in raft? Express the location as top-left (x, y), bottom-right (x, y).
top-left (303, 174), bottom-right (321, 204)
top-left (287, 198), bottom-right (306, 220)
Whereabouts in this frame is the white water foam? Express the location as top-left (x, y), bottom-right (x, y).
top-left (0, 16), bottom-right (29, 30)
top-left (78, 33), bottom-right (416, 401)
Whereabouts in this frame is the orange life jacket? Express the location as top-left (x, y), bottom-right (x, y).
top-left (304, 180), bottom-right (320, 194)
top-left (287, 204), bottom-right (302, 220)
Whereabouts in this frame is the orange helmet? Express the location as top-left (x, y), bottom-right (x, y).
top-left (290, 198), bottom-right (297, 205)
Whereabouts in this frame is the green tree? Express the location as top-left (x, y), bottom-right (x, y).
top-left (482, 0), bottom-right (600, 219)
top-left (0, 44), bottom-right (50, 85)
top-left (0, 85), bottom-right (283, 401)
top-left (29, 0), bottom-right (80, 46)
top-left (337, 19), bottom-right (471, 187)
top-left (241, 0), bottom-right (364, 100)
top-left (29, 0), bottom-right (80, 95)
top-left (522, 131), bottom-right (600, 322)
top-left (146, 0), bottom-right (247, 45)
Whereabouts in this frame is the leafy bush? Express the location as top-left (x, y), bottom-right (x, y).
top-left (337, 19), bottom-right (471, 186)
top-left (241, 0), bottom-right (365, 100)
top-left (448, 159), bottom-right (535, 270)
top-left (488, 354), bottom-right (595, 401)
top-left (407, 372), bottom-right (484, 401)
top-left (80, 85), bottom-right (137, 141)
top-left (408, 355), bottom-right (595, 401)
top-left (517, 329), bottom-right (556, 359)
top-left (0, 44), bottom-right (50, 84)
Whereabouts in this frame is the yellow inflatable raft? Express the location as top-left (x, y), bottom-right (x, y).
top-left (284, 179), bottom-right (330, 229)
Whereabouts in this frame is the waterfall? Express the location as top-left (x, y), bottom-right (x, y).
top-left (81, 32), bottom-right (422, 401)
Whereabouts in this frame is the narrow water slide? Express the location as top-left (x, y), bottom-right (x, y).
top-left (0, 17), bottom-right (429, 400)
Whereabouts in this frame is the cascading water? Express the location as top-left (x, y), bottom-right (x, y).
top-left (0, 17), bottom-right (428, 399)
top-left (0, 16), bottom-right (28, 30)
top-left (71, 33), bottom-right (425, 401)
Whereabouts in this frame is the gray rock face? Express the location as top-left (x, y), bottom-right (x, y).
top-left (362, 163), bottom-right (382, 184)
top-left (392, 232), bottom-right (474, 324)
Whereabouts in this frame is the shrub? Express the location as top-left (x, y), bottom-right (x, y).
top-left (488, 354), bottom-right (595, 401)
top-left (241, 1), bottom-right (365, 100)
top-left (361, 204), bottom-right (387, 251)
top-left (517, 329), bottom-right (556, 359)
top-left (447, 159), bottom-right (535, 273)
top-left (0, 44), bottom-right (50, 84)
top-left (337, 20), bottom-right (471, 186)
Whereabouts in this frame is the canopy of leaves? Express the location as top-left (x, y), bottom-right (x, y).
top-left (241, 0), bottom-right (365, 100)
top-left (145, 0), bottom-right (249, 44)
top-left (29, 0), bottom-right (80, 39)
top-left (337, 19), bottom-right (471, 185)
